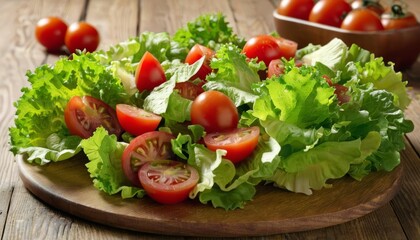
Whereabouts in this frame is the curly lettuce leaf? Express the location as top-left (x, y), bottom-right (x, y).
top-left (204, 44), bottom-right (263, 106)
top-left (81, 127), bottom-right (144, 198)
top-left (268, 131), bottom-right (381, 195)
top-left (252, 64), bottom-right (335, 128)
top-left (9, 53), bottom-right (129, 164)
top-left (173, 13), bottom-right (245, 50)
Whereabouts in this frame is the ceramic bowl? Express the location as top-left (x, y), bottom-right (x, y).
top-left (273, 11), bottom-right (420, 70)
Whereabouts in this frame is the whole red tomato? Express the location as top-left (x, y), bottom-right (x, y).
top-left (35, 17), bottom-right (68, 51)
top-left (190, 90), bottom-right (238, 133)
top-left (341, 8), bottom-right (384, 31)
top-left (65, 22), bottom-right (100, 53)
top-left (381, 4), bottom-right (419, 30)
top-left (309, 0), bottom-right (352, 27)
top-left (277, 0), bottom-right (315, 20)
top-left (242, 35), bottom-right (283, 66)
top-left (351, 0), bottom-right (384, 16)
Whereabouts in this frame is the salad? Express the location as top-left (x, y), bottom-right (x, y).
top-left (9, 13), bottom-right (414, 210)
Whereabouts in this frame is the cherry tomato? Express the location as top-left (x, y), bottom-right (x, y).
top-left (121, 131), bottom-right (175, 187)
top-left (323, 75), bottom-right (350, 104)
top-left (65, 22), bottom-right (100, 53)
top-left (309, 0), bottom-right (352, 27)
top-left (135, 51), bottom-right (166, 92)
top-left (190, 90), bottom-right (239, 133)
top-left (138, 160), bottom-right (199, 204)
top-left (204, 126), bottom-right (260, 164)
top-left (267, 59), bottom-right (303, 78)
top-left (274, 37), bottom-right (298, 60)
top-left (174, 81), bottom-right (204, 100)
top-left (341, 8), bottom-right (384, 31)
top-left (277, 0), bottom-right (315, 20)
top-left (242, 35), bottom-right (283, 66)
top-left (381, 4), bottom-right (419, 30)
top-left (351, 0), bottom-right (384, 16)
top-left (116, 104), bottom-right (162, 136)
top-left (267, 59), bottom-right (285, 78)
top-left (185, 44), bottom-right (215, 81)
top-left (64, 96), bottom-right (122, 139)
top-left (35, 17), bottom-right (68, 51)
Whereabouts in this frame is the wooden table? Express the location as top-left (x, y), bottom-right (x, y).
top-left (1, 0), bottom-right (419, 239)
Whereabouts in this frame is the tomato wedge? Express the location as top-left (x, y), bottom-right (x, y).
top-left (174, 81), bottom-right (204, 100)
top-left (138, 160), bottom-right (199, 204)
top-left (323, 75), bottom-right (350, 104)
top-left (204, 126), bottom-right (260, 164)
top-left (185, 44), bottom-right (215, 81)
top-left (116, 104), bottom-right (162, 136)
top-left (64, 95), bottom-right (122, 138)
top-left (121, 131), bottom-right (175, 187)
top-left (135, 51), bottom-right (166, 92)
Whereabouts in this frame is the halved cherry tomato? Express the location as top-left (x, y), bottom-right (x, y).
top-left (204, 126), bottom-right (260, 164)
top-left (64, 96), bottom-right (122, 139)
top-left (242, 35), bottom-right (283, 66)
top-left (116, 104), bottom-right (162, 136)
top-left (341, 8), bottom-right (384, 31)
top-left (135, 51), bottom-right (166, 92)
top-left (65, 22), bottom-right (100, 53)
top-left (35, 17), bottom-right (68, 51)
top-left (190, 90), bottom-right (239, 133)
top-left (309, 0), bottom-right (352, 27)
top-left (274, 37), bottom-right (298, 60)
top-left (277, 0), bottom-right (315, 20)
top-left (121, 131), bottom-right (175, 187)
top-left (381, 4), bottom-right (419, 30)
top-left (185, 44), bottom-right (215, 81)
top-left (323, 75), bottom-right (350, 104)
top-left (174, 81), bottom-right (204, 100)
top-left (138, 160), bottom-right (199, 204)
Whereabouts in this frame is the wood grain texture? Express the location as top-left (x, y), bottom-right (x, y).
top-left (16, 153), bottom-right (403, 237)
top-left (139, 0), bottom-right (235, 34)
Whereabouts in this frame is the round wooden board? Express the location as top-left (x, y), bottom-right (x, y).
top-left (17, 154), bottom-right (403, 237)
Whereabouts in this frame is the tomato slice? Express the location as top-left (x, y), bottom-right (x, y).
top-left (64, 95), bottom-right (122, 138)
top-left (135, 51), bottom-right (166, 92)
top-left (204, 126), bottom-right (260, 164)
top-left (185, 44), bottom-right (215, 81)
top-left (138, 160), bottom-right (199, 204)
top-left (121, 131), bottom-right (175, 187)
top-left (116, 104), bottom-right (162, 136)
top-left (174, 81), bottom-right (204, 100)
top-left (274, 37), bottom-right (298, 60)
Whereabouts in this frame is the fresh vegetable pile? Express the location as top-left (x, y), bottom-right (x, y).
top-left (10, 13), bottom-right (413, 210)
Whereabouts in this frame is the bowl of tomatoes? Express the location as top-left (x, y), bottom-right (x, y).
top-left (273, 0), bottom-right (420, 70)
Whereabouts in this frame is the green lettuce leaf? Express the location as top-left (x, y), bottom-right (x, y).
top-left (268, 131), bottom-right (381, 195)
top-left (173, 13), bottom-right (245, 50)
top-left (81, 127), bottom-right (144, 198)
top-left (9, 53), bottom-right (129, 164)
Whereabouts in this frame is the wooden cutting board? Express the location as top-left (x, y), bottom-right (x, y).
top-left (17, 154), bottom-right (403, 237)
